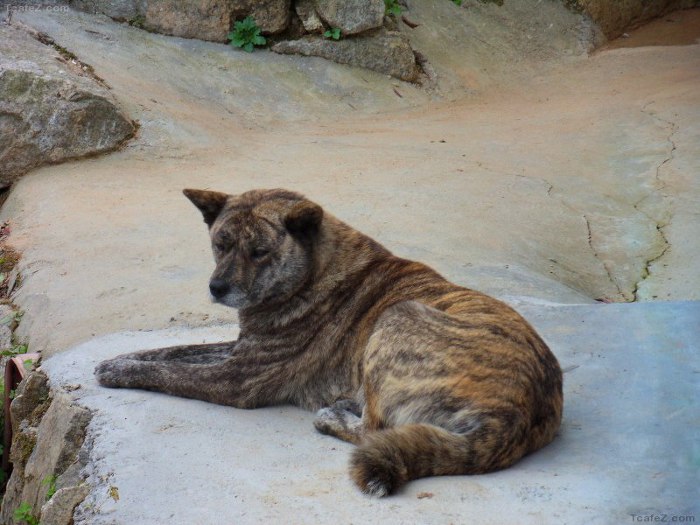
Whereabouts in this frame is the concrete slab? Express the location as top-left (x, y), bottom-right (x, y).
top-left (41, 301), bottom-right (699, 525)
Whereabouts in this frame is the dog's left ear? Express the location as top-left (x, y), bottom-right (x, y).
top-left (183, 189), bottom-right (229, 227)
top-left (284, 200), bottom-right (323, 237)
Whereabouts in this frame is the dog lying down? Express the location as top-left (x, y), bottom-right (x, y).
top-left (96, 188), bottom-right (562, 497)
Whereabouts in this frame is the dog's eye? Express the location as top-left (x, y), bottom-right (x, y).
top-left (250, 247), bottom-right (270, 260)
top-left (214, 241), bottom-right (227, 252)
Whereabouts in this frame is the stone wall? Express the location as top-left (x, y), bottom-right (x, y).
top-left (0, 372), bottom-right (92, 525)
top-left (69, 0), bottom-right (421, 81)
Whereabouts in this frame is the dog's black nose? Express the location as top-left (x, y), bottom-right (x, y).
top-left (209, 279), bottom-right (229, 299)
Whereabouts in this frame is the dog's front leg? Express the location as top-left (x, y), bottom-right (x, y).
top-left (104, 342), bottom-right (234, 364)
top-left (95, 343), bottom-right (286, 408)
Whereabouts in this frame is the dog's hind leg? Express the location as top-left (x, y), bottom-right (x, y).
top-left (314, 399), bottom-right (365, 445)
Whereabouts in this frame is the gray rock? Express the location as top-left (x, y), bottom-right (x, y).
top-left (0, 25), bottom-right (135, 189)
top-left (9, 371), bottom-right (50, 438)
top-left (72, 0), bottom-right (292, 39)
top-left (295, 0), bottom-right (324, 34)
top-left (148, 0), bottom-right (292, 38)
top-left (272, 31), bottom-right (420, 82)
top-left (313, 0), bottom-right (384, 35)
top-left (144, 0), bottom-right (234, 41)
top-left (0, 385), bottom-right (92, 525)
top-left (232, 0), bottom-right (292, 35)
top-left (40, 485), bottom-right (91, 525)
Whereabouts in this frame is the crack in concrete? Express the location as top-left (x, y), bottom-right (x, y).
top-left (475, 161), bottom-right (630, 301)
top-left (632, 102), bottom-right (677, 301)
top-left (583, 214), bottom-right (626, 301)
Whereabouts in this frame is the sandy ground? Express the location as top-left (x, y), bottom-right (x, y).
top-left (1, 7), bottom-right (699, 358)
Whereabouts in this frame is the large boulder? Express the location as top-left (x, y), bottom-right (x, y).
top-left (144, 0), bottom-right (233, 41)
top-left (71, 0), bottom-right (292, 40)
top-left (0, 25), bottom-right (135, 189)
top-left (313, 0), bottom-right (384, 36)
top-left (231, 0), bottom-right (292, 35)
top-left (272, 30), bottom-right (420, 82)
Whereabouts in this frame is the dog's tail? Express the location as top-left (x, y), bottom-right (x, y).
top-left (350, 413), bottom-right (556, 496)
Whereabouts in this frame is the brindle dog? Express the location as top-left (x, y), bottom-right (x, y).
top-left (96, 188), bottom-right (563, 496)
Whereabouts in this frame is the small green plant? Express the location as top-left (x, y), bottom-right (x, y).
top-left (384, 0), bottom-right (402, 16)
top-left (13, 502), bottom-right (39, 525)
top-left (1, 343), bottom-right (28, 358)
top-left (452, 0), bottom-right (463, 5)
top-left (42, 474), bottom-right (58, 500)
top-left (228, 16), bottom-right (266, 52)
top-left (323, 27), bottom-right (342, 40)
top-left (128, 15), bottom-right (145, 28)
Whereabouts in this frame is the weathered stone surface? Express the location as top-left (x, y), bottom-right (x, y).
top-left (9, 371), bottom-right (50, 437)
top-left (144, 0), bottom-right (232, 41)
top-left (295, 0), bottom-right (324, 33)
top-left (233, 0), bottom-right (292, 35)
top-left (0, 25), bottom-right (135, 189)
top-left (313, 0), bottom-right (384, 35)
top-left (574, 0), bottom-right (699, 38)
top-left (40, 485), bottom-right (91, 525)
top-left (73, 0), bottom-right (292, 38)
top-left (0, 387), bottom-right (92, 525)
top-left (272, 31), bottom-right (420, 81)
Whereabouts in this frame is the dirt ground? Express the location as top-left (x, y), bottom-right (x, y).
top-left (1, 6), bottom-right (699, 358)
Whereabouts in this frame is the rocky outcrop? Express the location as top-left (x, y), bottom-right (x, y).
top-left (0, 25), bottom-right (135, 189)
top-left (71, 0), bottom-right (292, 38)
top-left (273, 30), bottom-right (420, 82)
top-left (68, 0), bottom-right (422, 80)
top-left (313, 0), bottom-right (384, 36)
top-left (144, 0), bottom-right (291, 41)
top-left (572, 0), bottom-right (699, 38)
top-left (0, 372), bottom-right (92, 525)
top-left (143, 0), bottom-right (234, 41)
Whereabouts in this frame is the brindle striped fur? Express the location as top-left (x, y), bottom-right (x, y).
top-left (95, 188), bottom-right (563, 496)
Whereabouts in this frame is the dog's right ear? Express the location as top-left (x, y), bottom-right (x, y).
top-left (183, 189), bottom-right (229, 227)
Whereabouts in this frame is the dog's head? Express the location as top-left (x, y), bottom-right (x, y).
top-left (184, 188), bottom-right (323, 309)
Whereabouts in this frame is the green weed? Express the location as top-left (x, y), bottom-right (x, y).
top-left (323, 27), bottom-right (342, 40)
top-left (13, 502), bottom-right (39, 525)
top-left (42, 474), bottom-right (58, 500)
top-left (228, 16), bottom-right (266, 52)
top-left (1, 343), bottom-right (28, 358)
top-left (385, 0), bottom-right (402, 16)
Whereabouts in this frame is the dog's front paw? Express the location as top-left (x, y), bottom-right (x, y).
top-left (94, 358), bottom-right (136, 388)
